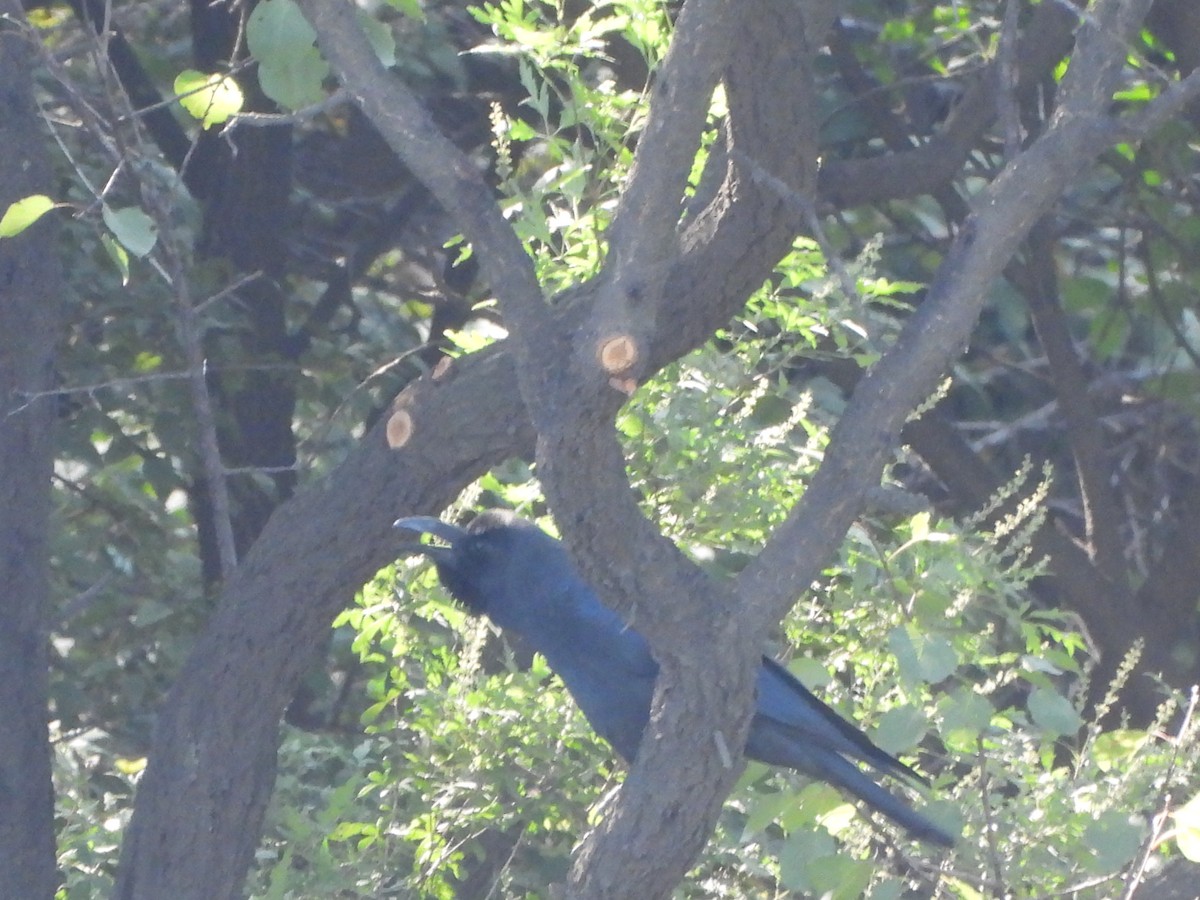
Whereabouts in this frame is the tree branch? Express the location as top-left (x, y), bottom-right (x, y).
top-left (294, 0), bottom-right (548, 358)
top-left (818, 0), bottom-right (1079, 208)
top-left (581, 0), bottom-right (735, 386)
top-left (1017, 219), bottom-right (1126, 582)
top-left (738, 0), bottom-right (1160, 632)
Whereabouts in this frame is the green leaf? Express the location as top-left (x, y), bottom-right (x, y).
top-left (938, 688), bottom-right (994, 752)
top-left (100, 232), bottom-right (130, 284)
top-left (778, 829), bottom-right (873, 899)
top-left (174, 70), bottom-right (244, 127)
top-left (1082, 810), bottom-right (1144, 873)
top-left (132, 599), bottom-right (175, 627)
top-left (742, 789), bottom-right (792, 836)
top-left (890, 625), bottom-right (958, 684)
top-left (1028, 686), bottom-right (1082, 737)
top-left (0, 194), bottom-right (56, 237)
top-left (247, 0), bottom-right (329, 110)
top-left (777, 782), bottom-right (846, 834)
top-left (326, 820), bottom-right (377, 843)
top-left (808, 854), bottom-right (874, 900)
top-left (941, 690), bottom-right (995, 732)
top-left (786, 656), bottom-right (832, 689)
top-left (814, 799), bottom-right (858, 838)
top-left (384, 0), bottom-right (426, 19)
top-left (869, 881), bottom-right (904, 900)
top-left (872, 704), bottom-right (928, 754)
top-left (941, 875), bottom-right (986, 900)
top-left (777, 829), bottom-right (834, 892)
top-left (132, 351), bottom-right (163, 373)
top-left (359, 14), bottom-right (396, 68)
top-left (917, 635), bottom-right (959, 682)
top-left (1091, 729), bottom-right (1148, 772)
top-left (1176, 792), bottom-right (1200, 862)
top-left (102, 205), bottom-right (158, 257)
top-left (1113, 83), bottom-right (1155, 102)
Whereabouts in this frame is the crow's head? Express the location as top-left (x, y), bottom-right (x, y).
top-left (394, 510), bottom-right (569, 626)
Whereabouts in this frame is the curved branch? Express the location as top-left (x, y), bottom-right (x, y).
top-left (819, 0), bottom-right (1079, 208)
top-left (738, 0), bottom-right (1162, 631)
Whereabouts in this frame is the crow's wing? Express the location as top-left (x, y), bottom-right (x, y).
top-left (749, 657), bottom-right (922, 782)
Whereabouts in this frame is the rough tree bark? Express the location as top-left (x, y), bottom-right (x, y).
top-left (0, 4), bottom-right (65, 897)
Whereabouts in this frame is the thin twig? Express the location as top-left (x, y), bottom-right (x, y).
top-left (221, 88), bottom-right (350, 131)
top-left (977, 739), bottom-right (1008, 897)
top-left (222, 465), bottom-right (299, 476)
top-left (193, 270), bottom-right (263, 314)
top-left (997, 0), bottom-right (1023, 161)
top-left (732, 150), bottom-right (862, 308)
top-left (174, 288), bottom-right (239, 577)
top-left (1120, 685), bottom-right (1199, 900)
top-left (59, 5), bottom-right (242, 578)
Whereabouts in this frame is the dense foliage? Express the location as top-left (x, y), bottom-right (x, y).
top-left (4, 0), bottom-right (1200, 897)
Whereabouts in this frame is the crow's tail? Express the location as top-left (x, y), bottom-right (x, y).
top-left (803, 749), bottom-right (956, 848)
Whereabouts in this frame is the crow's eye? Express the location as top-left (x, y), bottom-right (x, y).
top-left (464, 538), bottom-right (498, 567)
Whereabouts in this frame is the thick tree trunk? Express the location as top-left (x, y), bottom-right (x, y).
top-left (0, 5), bottom-right (65, 897)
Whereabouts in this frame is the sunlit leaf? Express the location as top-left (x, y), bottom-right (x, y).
top-left (0, 194), bottom-right (56, 237)
top-left (1174, 792), bottom-right (1200, 862)
top-left (114, 756), bottom-right (147, 775)
top-left (385, 0), bottom-right (425, 20)
top-left (100, 232), bottom-right (130, 283)
top-left (1091, 729), bottom-right (1148, 772)
top-left (174, 70), bottom-right (244, 127)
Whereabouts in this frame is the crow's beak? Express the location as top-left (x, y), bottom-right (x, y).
top-left (393, 516), bottom-right (467, 555)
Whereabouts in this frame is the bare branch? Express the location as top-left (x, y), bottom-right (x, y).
top-left (583, 0), bottom-right (736, 384)
top-left (1114, 66), bottom-right (1200, 139)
